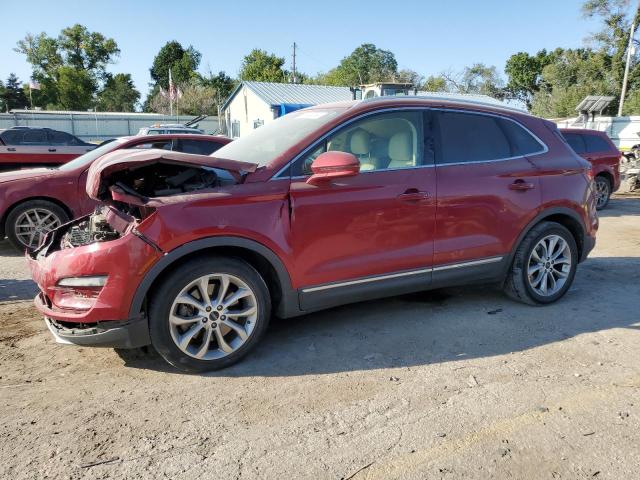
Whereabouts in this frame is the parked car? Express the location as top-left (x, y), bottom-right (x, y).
top-left (560, 128), bottom-right (621, 209)
top-left (1, 134), bottom-right (230, 251)
top-left (0, 126), bottom-right (96, 170)
top-left (137, 124), bottom-right (204, 135)
top-left (28, 96), bottom-right (598, 372)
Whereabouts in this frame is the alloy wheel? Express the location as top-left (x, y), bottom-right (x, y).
top-left (14, 208), bottom-right (62, 249)
top-left (527, 234), bottom-right (572, 297)
top-left (168, 273), bottom-right (258, 360)
top-left (594, 178), bottom-right (610, 209)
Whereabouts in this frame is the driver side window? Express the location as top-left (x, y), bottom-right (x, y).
top-left (291, 111), bottom-right (425, 177)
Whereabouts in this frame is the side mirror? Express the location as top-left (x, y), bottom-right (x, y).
top-left (306, 151), bottom-right (360, 186)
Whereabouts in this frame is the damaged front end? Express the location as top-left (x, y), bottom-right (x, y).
top-left (35, 148), bottom-right (258, 255)
top-left (27, 148), bottom-right (259, 347)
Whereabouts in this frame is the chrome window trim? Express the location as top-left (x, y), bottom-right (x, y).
top-left (271, 106), bottom-right (548, 180)
top-left (301, 256), bottom-right (503, 293)
top-left (434, 107), bottom-right (548, 165)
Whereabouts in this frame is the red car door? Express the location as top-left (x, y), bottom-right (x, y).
top-left (432, 110), bottom-right (544, 276)
top-left (287, 109), bottom-right (437, 310)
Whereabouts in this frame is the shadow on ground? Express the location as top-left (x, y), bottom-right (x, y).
top-left (116, 255), bottom-right (640, 377)
top-left (0, 279), bottom-right (38, 302)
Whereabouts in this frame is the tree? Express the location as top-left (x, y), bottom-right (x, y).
top-left (443, 63), bottom-right (505, 98)
top-left (395, 69), bottom-right (424, 87)
top-left (15, 24), bottom-right (120, 110)
top-left (1, 74), bottom-right (29, 111)
top-left (96, 73), bottom-right (140, 112)
top-left (55, 67), bottom-right (95, 110)
top-left (422, 75), bottom-right (449, 92)
top-left (505, 50), bottom-right (553, 108)
top-left (318, 43), bottom-right (398, 86)
top-left (149, 41), bottom-right (201, 89)
top-left (239, 49), bottom-right (287, 82)
top-left (149, 81), bottom-right (217, 116)
top-left (201, 70), bottom-right (237, 107)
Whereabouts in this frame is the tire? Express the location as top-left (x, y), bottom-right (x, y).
top-left (594, 176), bottom-right (611, 210)
top-left (504, 221), bottom-right (578, 305)
top-left (5, 200), bottom-right (69, 252)
top-left (148, 256), bottom-right (271, 372)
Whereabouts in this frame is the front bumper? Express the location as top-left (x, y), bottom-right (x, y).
top-left (28, 221), bottom-right (162, 347)
top-left (44, 310), bottom-right (150, 348)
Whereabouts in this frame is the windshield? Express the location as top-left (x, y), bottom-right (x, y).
top-left (58, 139), bottom-right (125, 171)
top-left (212, 108), bottom-right (343, 167)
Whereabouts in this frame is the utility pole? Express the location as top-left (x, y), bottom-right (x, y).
top-left (292, 42), bottom-right (297, 84)
top-left (619, 21), bottom-right (637, 116)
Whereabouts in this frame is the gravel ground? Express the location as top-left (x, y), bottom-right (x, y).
top-left (1, 196), bottom-right (639, 479)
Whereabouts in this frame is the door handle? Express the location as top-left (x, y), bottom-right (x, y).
top-left (509, 179), bottom-right (535, 191)
top-left (48, 148), bottom-right (57, 152)
top-left (397, 190), bottom-right (431, 203)
top-left (7, 147), bottom-right (16, 152)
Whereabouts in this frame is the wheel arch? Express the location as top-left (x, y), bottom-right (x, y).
top-left (595, 170), bottom-right (613, 188)
top-left (129, 236), bottom-right (301, 320)
top-left (508, 207), bottom-right (587, 269)
top-left (1, 196), bottom-right (73, 238)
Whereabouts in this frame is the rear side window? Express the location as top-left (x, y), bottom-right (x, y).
top-left (22, 130), bottom-right (47, 144)
top-left (563, 133), bottom-right (586, 154)
top-left (437, 111), bottom-right (511, 164)
top-left (175, 139), bottom-right (223, 155)
top-left (583, 134), bottom-right (612, 153)
top-left (48, 130), bottom-right (76, 145)
top-left (1, 130), bottom-right (23, 145)
top-left (499, 119), bottom-right (545, 156)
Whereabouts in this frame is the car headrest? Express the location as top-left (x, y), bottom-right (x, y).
top-left (389, 131), bottom-right (412, 162)
top-left (350, 129), bottom-right (370, 155)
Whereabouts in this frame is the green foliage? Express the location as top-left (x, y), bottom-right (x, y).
top-left (15, 24), bottom-right (119, 110)
top-left (318, 43), bottom-right (398, 86)
top-left (96, 73), bottom-right (140, 112)
top-left (55, 67), bottom-right (95, 110)
top-left (150, 41), bottom-right (201, 89)
top-left (422, 75), bottom-right (449, 92)
top-left (201, 71), bottom-right (237, 104)
top-left (1, 73), bottom-right (29, 111)
top-left (444, 63), bottom-right (505, 98)
top-left (239, 49), bottom-right (287, 82)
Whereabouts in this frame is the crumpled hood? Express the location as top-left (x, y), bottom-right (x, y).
top-left (0, 167), bottom-right (57, 184)
top-left (86, 148), bottom-right (258, 203)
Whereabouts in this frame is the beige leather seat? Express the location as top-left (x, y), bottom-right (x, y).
top-left (349, 129), bottom-right (377, 171)
top-left (387, 131), bottom-right (414, 169)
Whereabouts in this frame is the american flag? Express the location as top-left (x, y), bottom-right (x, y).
top-left (169, 70), bottom-right (177, 101)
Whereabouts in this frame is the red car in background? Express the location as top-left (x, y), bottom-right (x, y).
top-left (560, 128), bottom-right (621, 209)
top-left (0, 134), bottom-right (230, 250)
top-left (28, 96), bottom-right (598, 372)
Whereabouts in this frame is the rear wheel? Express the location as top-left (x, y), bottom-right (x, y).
top-left (148, 256), bottom-right (271, 372)
top-left (5, 200), bottom-right (69, 252)
top-left (504, 221), bottom-right (578, 305)
top-left (594, 175), bottom-right (611, 210)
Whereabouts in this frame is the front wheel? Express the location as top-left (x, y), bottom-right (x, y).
top-left (148, 256), bottom-right (271, 372)
top-left (504, 222), bottom-right (578, 305)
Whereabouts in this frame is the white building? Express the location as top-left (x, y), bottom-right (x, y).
top-left (221, 81), bottom-right (353, 138)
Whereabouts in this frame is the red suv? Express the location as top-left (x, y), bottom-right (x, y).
top-left (28, 96), bottom-right (598, 372)
top-left (0, 134), bottom-right (230, 251)
top-left (560, 128), bottom-right (621, 209)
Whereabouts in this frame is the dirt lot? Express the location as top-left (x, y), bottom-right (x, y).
top-left (1, 197), bottom-right (639, 479)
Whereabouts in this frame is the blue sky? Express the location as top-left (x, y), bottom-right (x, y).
top-left (1, 0), bottom-right (602, 99)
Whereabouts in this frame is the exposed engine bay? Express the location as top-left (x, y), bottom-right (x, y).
top-left (61, 210), bottom-right (120, 248)
top-left (106, 163), bottom-right (233, 199)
